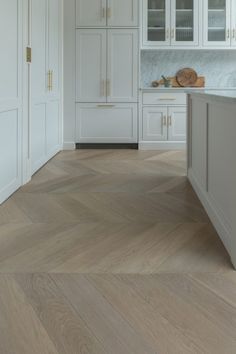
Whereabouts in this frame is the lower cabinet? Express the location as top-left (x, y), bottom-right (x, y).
top-left (76, 103), bottom-right (138, 143)
top-left (141, 91), bottom-right (187, 149)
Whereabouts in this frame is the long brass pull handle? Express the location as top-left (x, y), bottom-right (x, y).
top-left (107, 79), bottom-right (111, 97)
top-left (107, 7), bottom-right (111, 18)
top-left (101, 7), bottom-right (106, 19)
top-left (97, 104), bottom-right (115, 108)
top-left (162, 116), bottom-right (167, 126)
top-left (227, 29), bottom-right (230, 39)
top-left (47, 71), bottom-right (51, 91)
top-left (168, 116), bottom-right (172, 126)
top-left (50, 70), bottom-right (53, 91)
top-left (166, 28), bottom-right (169, 39)
top-left (232, 28), bottom-right (236, 39)
top-left (101, 80), bottom-right (106, 97)
top-left (171, 29), bottom-right (175, 39)
top-left (158, 98), bottom-right (176, 101)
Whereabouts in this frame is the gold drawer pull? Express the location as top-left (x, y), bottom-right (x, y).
top-left (97, 104), bottom-right (115, 108)
top-left (158, 98), bottom-right (176, 101)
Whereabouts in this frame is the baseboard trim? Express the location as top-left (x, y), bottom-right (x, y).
top-left (63, 142), bottom-right (76, 150)
top-left (139, 141), bottom-right (186, 150)
top-left (76, 143), bottom-right (139, 150)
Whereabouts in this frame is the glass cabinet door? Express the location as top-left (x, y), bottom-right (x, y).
top-left (204, 0), bottom-right (231, 46)
top-left (143, 0), bottom-right (171, 46)
top-left (171, 0), bottom-right (198, 46)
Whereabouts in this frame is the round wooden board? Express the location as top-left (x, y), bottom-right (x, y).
top-left (176, 68), bottom-right (198, 87)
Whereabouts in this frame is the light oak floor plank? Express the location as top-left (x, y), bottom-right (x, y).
top-left (0, 150), bottom-right (235, 353)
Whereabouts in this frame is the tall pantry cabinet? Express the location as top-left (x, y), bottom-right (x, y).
top-left (76, 0), bottom-right (139, 144)
top-left (31, 0), bottom-right (62, 173)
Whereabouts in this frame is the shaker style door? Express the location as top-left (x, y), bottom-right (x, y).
top-left (76, 29), bottom-right (107, 102)
top-left (171, 0), bottom-right (199, 46)
top-left (107, 0), bottom-right (139, 27)
top-left (203, 0), bottom-right (231, 47)
top-left (168, 106), bottom-right (186, 142)
top-left (142, 107), bottom-right (168, 141)
top-left (0, 0), bottom-right (23, 203)
top-left (76, 0), bottom-right (107, 27)
top-left (143, 0), bottom-right (171, 47)
top-left (107, 29), bottom-right (138, 103)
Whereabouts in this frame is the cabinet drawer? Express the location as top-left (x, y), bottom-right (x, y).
top-left (76, 103), bottom-right (138, 143)
top-left (143, 92), bottom-right (186, 106)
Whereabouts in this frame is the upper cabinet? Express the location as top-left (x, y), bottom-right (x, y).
top-left (142, 0), bottom-right (236, 49)
top-left (203, 0), bottom-right (231, 47)
top-left (143, 0), bottom-right (199, 47)
top-left (76, 0), bottom-right (139, 27)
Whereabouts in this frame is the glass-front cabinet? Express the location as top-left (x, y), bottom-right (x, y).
top-left (203, 0), bottom-right (231, 46)
top-left (143, 0), bottom-right (198, 47)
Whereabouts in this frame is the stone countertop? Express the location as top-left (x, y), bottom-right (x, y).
top-left (186, 90), bottom-right (236, 104)
top-left (140, 87), bottom-right (236, 92)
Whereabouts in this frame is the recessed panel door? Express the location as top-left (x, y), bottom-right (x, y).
top-left (168, 106), bottom-right (186, 141)
top-left (143, 107), bottom-right (168, 141)
top-left (76, 29), bottom-right (107, 102)
top-left (107, 29), bottom-right (138, 103)
top-left (76, 0), bottom-right (107, 27)
top-left (107, 0), bottom-right (139, 27)
top-left (0, 0), bottom-right (23, 203)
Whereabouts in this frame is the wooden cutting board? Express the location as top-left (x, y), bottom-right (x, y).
top-left (176, 68), bottom-right (198, 87)
top-left (155, 76), bottom-right (205, 88)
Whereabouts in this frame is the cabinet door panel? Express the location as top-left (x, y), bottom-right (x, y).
top-left (143, 107), bottom-right (168, 141)
top-left (76, 29), bottom-right (106, 102)
top-left (46, 101), bottom-right (60, 156)
top-left (107, 0), bottom-right (139, 27)
top-left (48, 0), bottom-right (60, 98)
top-left (168, 106), bottom-right (186, 142)
top-left (107, 29), bottom-right (138, 103)
top-left (203, 0), bottom-right (231, 47)
top-left (171, 0), bottom-right (199, 46)
top-left (143, 0), bottom-right (171, 47)
top-left (76, 103), bottom-right (138, 143)
top-left (76, 0), bottom-right (106, 27)
top-left (31, 104), bottom-right (46, 174)
top-left (231, 0), bottom-right (236, 47)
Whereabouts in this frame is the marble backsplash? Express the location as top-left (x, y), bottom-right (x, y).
top-left (141, 50), bottom-right (236, 88)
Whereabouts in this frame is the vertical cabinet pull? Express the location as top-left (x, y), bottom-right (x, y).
top-left (166, 29), bottom-right (169, 39)
top-left (107, 79), bottom-right (111, 97)
top-left (107, 7), bottom-right (112, 19)
top-left (162, 116), bottom-right (167, 126)
top-left (227, 29), bottom-right (230, 39)
top-left (101, 7), bottom-right (106, 19)
top-left (168, 116), bottom-right (172, 126)
top-left (101, 79), bottom-right (106, 97)
top-left (171, 29), bottom-right (175, 39)
top-left (47, 70), bottom-right (53, 92)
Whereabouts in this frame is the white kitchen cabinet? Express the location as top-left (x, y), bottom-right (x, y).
top-left (76, 29), bottom-right (106, 102)
top-left (76, 29), bottom-right (138, 103)
top-left (76, 0), bottom-right (139, 27)
top-left (143, 0), bottom-right (199, 48)
top-left (203, 0), bottom-right (231, 47)
top-left (31, 0), bottom-right (62, 174)
top-left (107, 29), bottom-right (138, 103)
top-left (140, 91), bottom-right (186, 149)
top-left (143, 106), bottom-right (168, 141)
top-left (76, 0), bottom-right (107, 27)
top-left (107, 0), bottom-right (139, 27)
top-left (168, 106), bottom-right (187, 141)
top-left (76, 103), bottom-right (138, 143)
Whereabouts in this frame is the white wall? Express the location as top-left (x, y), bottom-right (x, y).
top-left (63, 0), bottom-right (76, 149)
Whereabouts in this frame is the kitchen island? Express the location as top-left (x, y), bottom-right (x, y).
top-left (187, 91), bottom-right (236, 268)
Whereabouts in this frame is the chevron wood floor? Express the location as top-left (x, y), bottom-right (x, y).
top-left (0, 150), bottom-right (236, 353)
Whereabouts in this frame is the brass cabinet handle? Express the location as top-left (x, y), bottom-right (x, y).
top-left (50, 70), bottom-right (53, 91)
top-left (101, 7), bottom-right (106, 19)
top-left (232, 28), bottom-right (236, 39)
top-left (107, 7), bottom-right (111, 18)
top-left (107, 79), bottom-right (111, 97)
top-left (227, 29), bottom-right (230, 39)
top-left (47, 70), bottom-right (51, 91)
top-left (168, 116), bottom-right (172, 126)
top-left (97, 104), bottom-right (115, 108)
top-left (101, 79), bottom-right (106, 97)
top-left (166, 28), bottom-right (169, 39)
top-left (162, 116), bottom-right (167, 126)
top-left (171, 29), bottom-right (175, 39)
